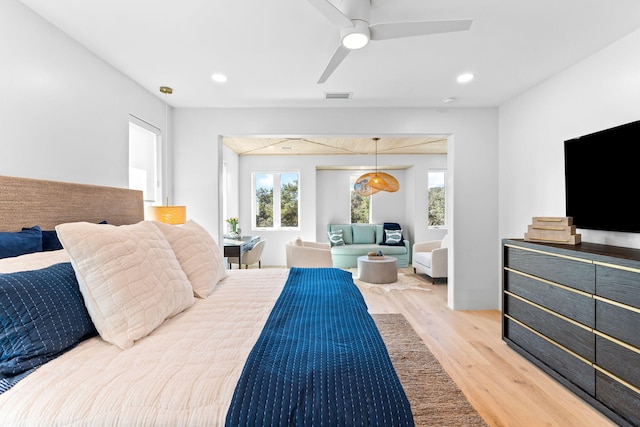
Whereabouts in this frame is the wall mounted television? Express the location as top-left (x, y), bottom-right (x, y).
top-left (564, 119), bottom-right (640, 233)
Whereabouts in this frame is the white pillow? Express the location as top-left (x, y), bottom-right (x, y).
top-left (55, 221), bottom-right (194, 350)
top-left (154, 220), bottom-right (228, 298)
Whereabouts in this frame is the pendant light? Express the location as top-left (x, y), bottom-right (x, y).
top-left (147, 86), bottom-right (187, 224)
top-left (354, 138), bottom-right (400, 196)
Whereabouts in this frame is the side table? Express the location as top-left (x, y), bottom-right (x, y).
top-left (357, 256), bottom-right (398, 284)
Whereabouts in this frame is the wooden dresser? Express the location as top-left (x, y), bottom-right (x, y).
top-left (502, 239), bottom-right (640, 426)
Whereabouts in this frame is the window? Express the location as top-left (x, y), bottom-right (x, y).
top-left (428, 170), bottom-right (446, 227)
top-left (350, 174), bottom-right (370, 223)
top-left (128, 116), bottom-right (161, 206)
top-left (253, 171), bottom-right (299, 229)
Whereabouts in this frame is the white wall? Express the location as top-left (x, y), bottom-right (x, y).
top-left (222, 144), bottom-right (240, 222)
top-left (0, 0), bottom-right (168, 190)
top-left (499, 28), bottom-right (640, 249)
top-left (174, 108), bottom-right (499, 310)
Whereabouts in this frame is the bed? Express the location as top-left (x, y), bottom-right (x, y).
top-left (0, 175), bottom-right (414, 426)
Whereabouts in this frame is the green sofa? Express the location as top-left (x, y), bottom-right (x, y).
top-left (326, 224), bottom-right (410, 268)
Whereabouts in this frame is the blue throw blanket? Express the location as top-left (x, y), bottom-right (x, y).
top-left (225, 267), bottom-right (414, 426)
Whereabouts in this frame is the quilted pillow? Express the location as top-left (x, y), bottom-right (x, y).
top-left (154, 220), bottom-right (228, 298)
top-left (0, 226), bottom-right (42, 259)
top-left (0, 262), bottom-right (97, 378)
top-left (55, 221), bottom-right (194, 350)
top-left (41, 221), bottom-right (107, 252)
top-left (327, 229), bottom-right (345, 246)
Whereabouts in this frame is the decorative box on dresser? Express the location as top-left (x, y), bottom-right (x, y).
top-left (502, 239), bottom-right (640, 427)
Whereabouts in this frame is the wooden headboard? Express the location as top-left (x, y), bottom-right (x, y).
top-left (0, 175), bottom-right (144, 232)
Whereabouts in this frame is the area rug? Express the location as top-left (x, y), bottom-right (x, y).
top-left (373, 313), bottom-right (487, 427)
top-left (351, 270), bottom-right (433, 292)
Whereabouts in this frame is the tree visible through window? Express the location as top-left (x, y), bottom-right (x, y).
top-left (428, 170), bottom-right (446, 227)
top-left (350, 175), bottom-right (370, 223)
top-left (254, 172), bottom-right (299, 229)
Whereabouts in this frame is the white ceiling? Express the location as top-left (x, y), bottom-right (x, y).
top-left (19, 0), bottom-right (640, 110)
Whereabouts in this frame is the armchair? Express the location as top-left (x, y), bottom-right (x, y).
top-left (412, 235), bottom-right (449, 283)
top-left (285, 237), bottom-right (333, 268)
top-left (228, 239), bottom-right (266, 269)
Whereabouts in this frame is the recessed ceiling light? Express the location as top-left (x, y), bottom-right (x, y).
top-left (442, 97), bottom-right (456, 104)
top-left (211, 73), bottom-right (228, 83)
top-left (457, 73), bottom-right (474, 83)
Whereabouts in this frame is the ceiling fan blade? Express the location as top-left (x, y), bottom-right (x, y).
top-left (369, 19), bottom-right (472, 41)
top-left (306, 0), bottom-right (353, 28)
top-left (317, 44), bottom-right (351, 84)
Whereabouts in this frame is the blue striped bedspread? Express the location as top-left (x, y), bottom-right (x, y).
top-left (225, 267), bottom-right (414, 426)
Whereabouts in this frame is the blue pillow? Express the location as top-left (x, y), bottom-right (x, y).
top-left (42, 230), bottom-right (63, 251)
top-left (0, 226), bottom-right (42, 259)
top-left (0, 262), bottom-right (97, 379)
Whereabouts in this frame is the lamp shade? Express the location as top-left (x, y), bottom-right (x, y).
top-left (354, 172), bottom-right (400, 196)
top-left (147, 205), bottom-right (187, 225)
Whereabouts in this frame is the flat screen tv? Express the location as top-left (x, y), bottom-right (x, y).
top-left (564, 119), bottom-right (640, 233)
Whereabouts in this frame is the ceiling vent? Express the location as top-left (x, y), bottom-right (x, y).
top-left (324, 92), bottom-right (352, 100)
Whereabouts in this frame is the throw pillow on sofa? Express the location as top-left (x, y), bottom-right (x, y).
top-left (384, 229), bottom-right (403, 245)
top-left (327, 230), bottom-right (345, 246)
top-left (352, 224), bottom-right (376, 244)
top-left (380, 222), bottom-right (404, 246)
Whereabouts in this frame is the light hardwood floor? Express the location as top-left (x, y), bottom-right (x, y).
top-left (355, 267), bottom-right (617, 427)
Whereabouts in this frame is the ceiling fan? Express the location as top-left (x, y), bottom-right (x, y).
top-left (306, 0), bottom-right (473, 83)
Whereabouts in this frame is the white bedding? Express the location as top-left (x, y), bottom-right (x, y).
top-left (0, 268), bottom-right (289, 426)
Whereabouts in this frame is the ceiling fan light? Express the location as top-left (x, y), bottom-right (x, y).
top-left (342, 32), bottom-right (368, 49)
top-left (341, 20), bottom-right (370, 49)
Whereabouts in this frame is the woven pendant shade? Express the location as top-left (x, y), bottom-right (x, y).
top-left (355, 138), bottom-right (400, 196)
top-left (354, 172), bottom-right (400, 196)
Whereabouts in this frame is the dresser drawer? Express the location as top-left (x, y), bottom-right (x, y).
top-left (505, 246), bottom-right (595, 293)
top-left (596, 336), bottom-right (640, 390)
top-left (505, 270), bottom-right (595, 328)
top-left (506, 294), bottom-right (594, 361)
top-left (505, 318), bottom-right (595, 395)
top-left (596, 300), bottom-right (640, 349)
top-left (596, 371), bottom-right (640, 427)
top-left (596, 264), bottom-right (640, 309)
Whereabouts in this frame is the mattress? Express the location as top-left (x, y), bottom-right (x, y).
top-left (0, 268), bottom-right (289, 426)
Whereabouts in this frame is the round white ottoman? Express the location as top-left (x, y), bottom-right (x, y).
top-left (357, 256), bottom-right (398, 284)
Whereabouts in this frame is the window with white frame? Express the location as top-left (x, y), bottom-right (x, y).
top-left (428, 170), bottom-right (446, 227)
top-left (128, 116), bottom-right (161, 206)
top-left (253, 171), bottom-right (299, 229)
